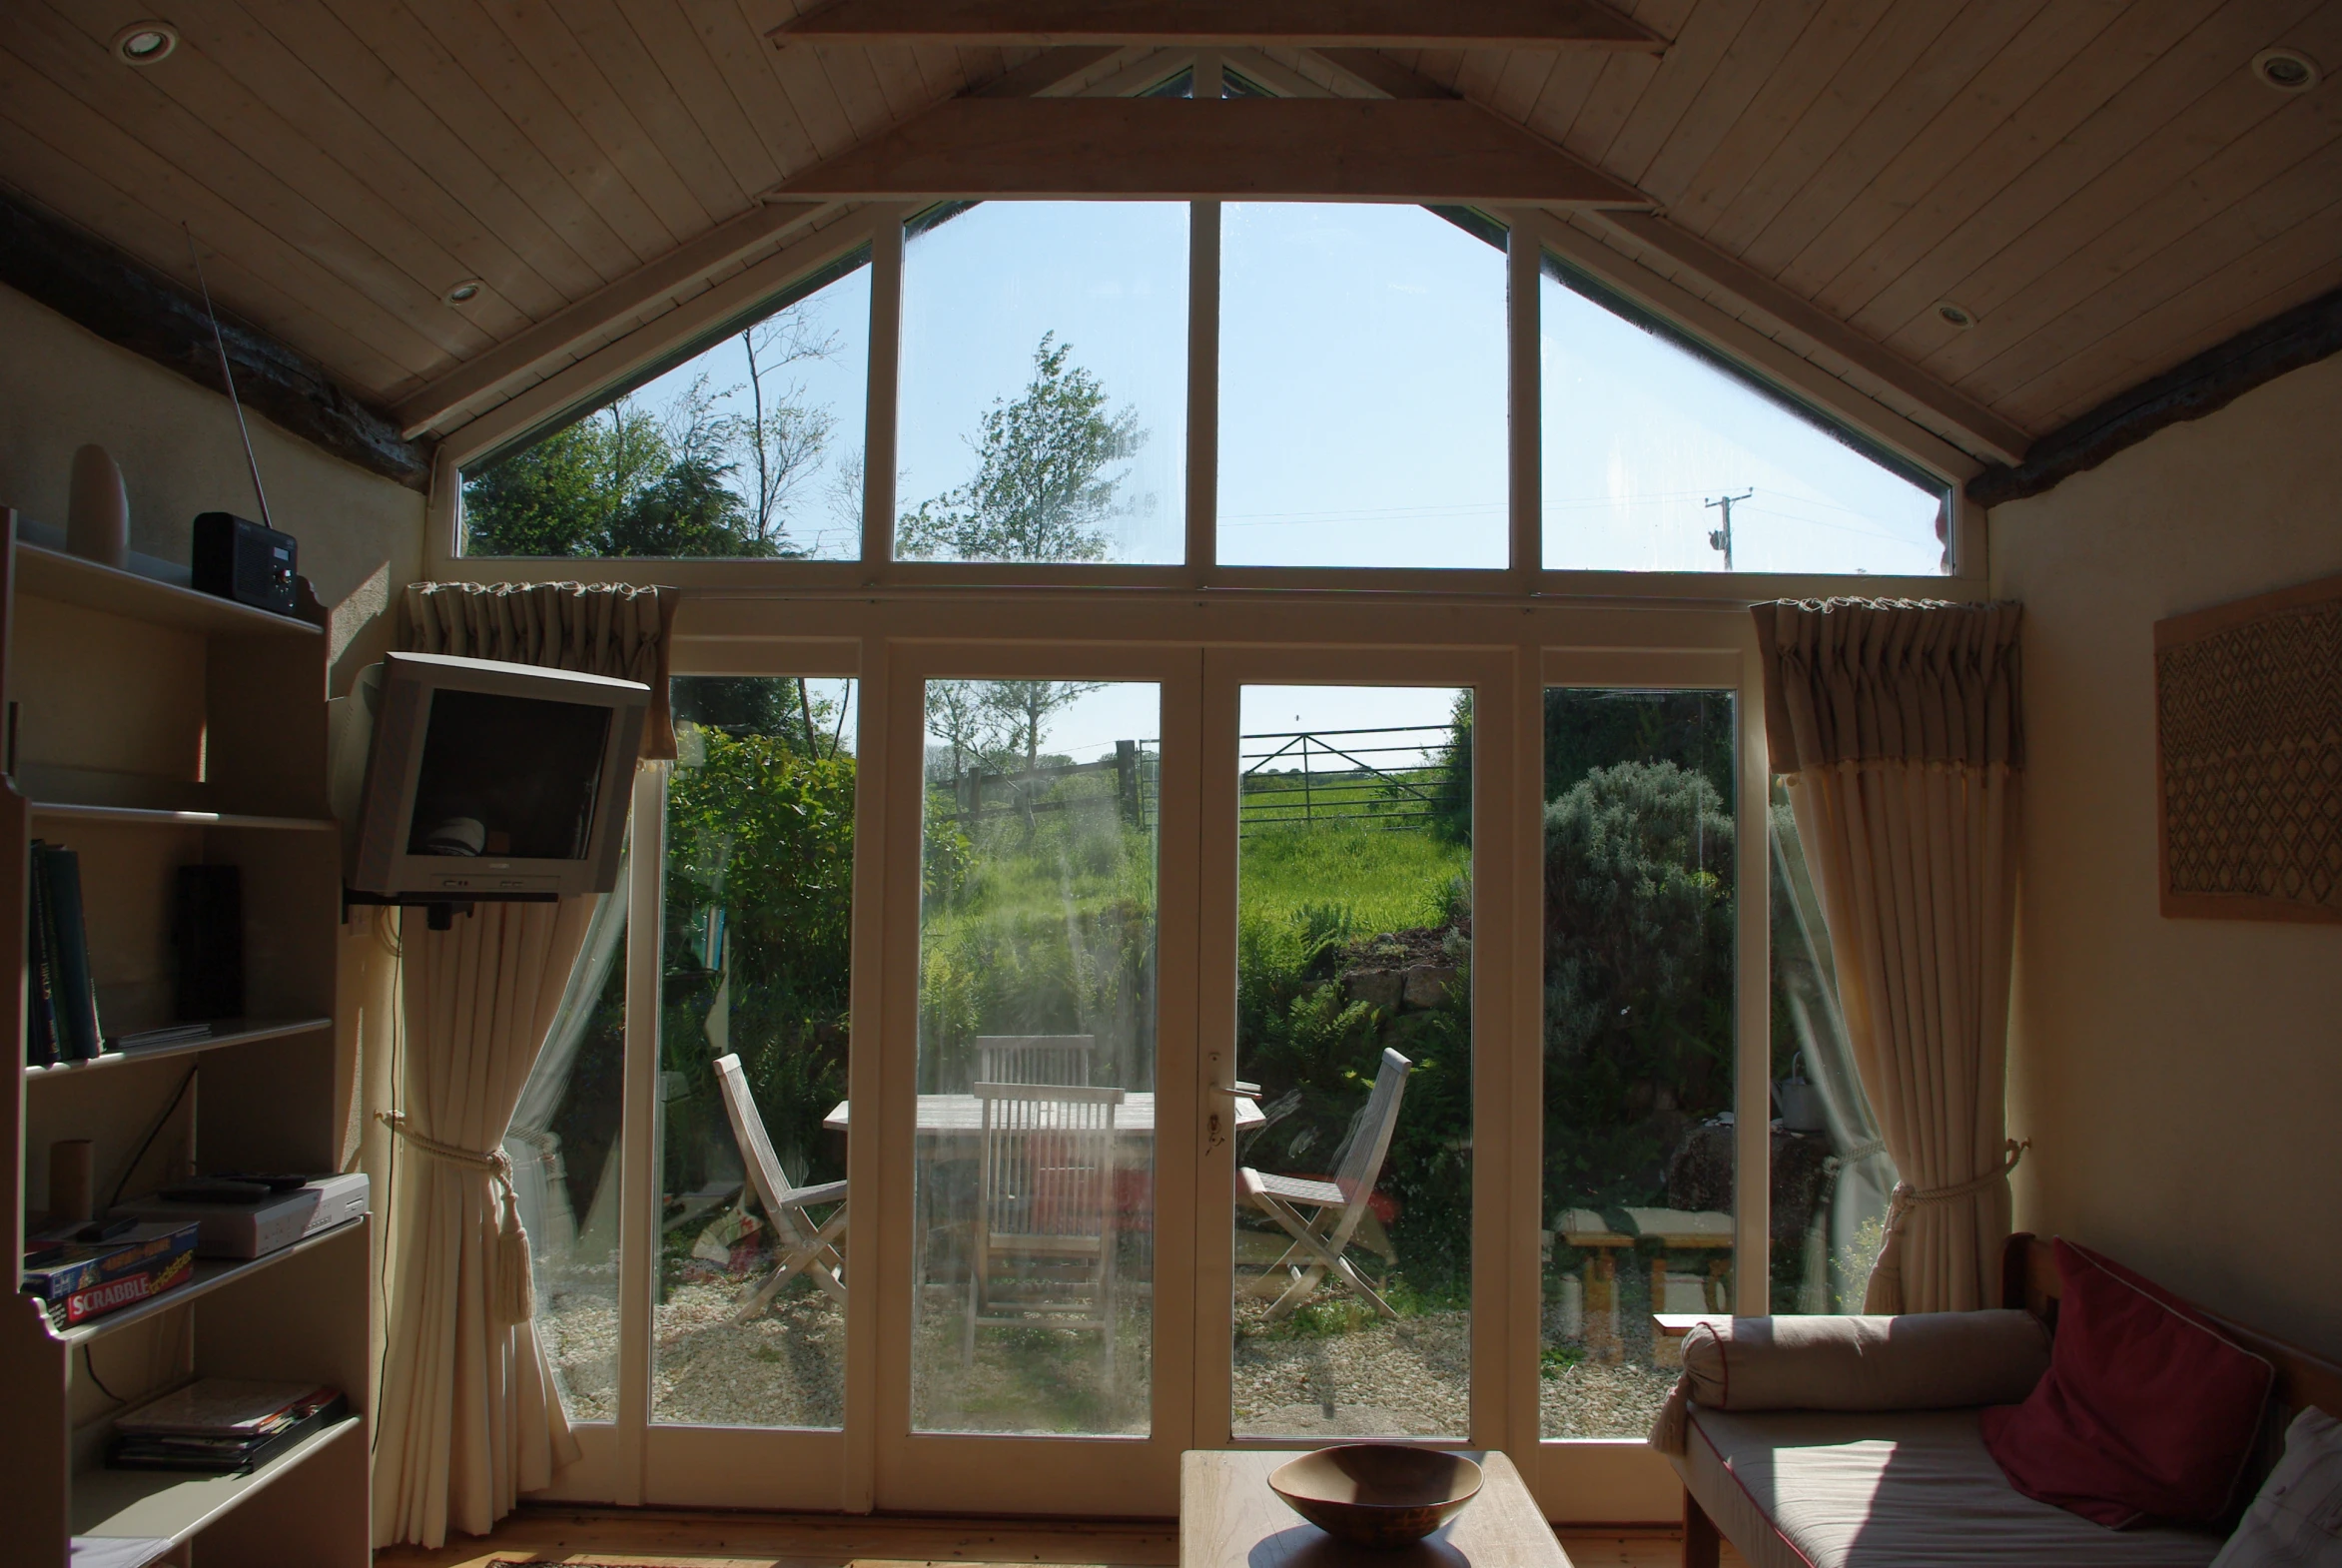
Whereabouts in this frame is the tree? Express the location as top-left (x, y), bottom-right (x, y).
top-left (983, 679), bottom-right (1105, 773)
top-left (462, 302), bottom-right (841, 559)
top-left (926, 679), bottom-right (991, 788)
top-left (461, 398), bottom-right (666, 557)
top-left (1542, 760), bottom-right (1735, 1212)
top-left (895, 332), bottom-right (1145, 563)
top-left (732, 313), bottom-right (840, 555)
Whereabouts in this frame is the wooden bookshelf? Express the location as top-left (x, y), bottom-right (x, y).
top-left (14, 543), bottom-right (323, 641)
top-left (22, 1018), bottom-right (335, 1081)
top-left (0, 512), bottom-right (369, 1568)
top-left (72, 1414), bottom-right (362, 1544)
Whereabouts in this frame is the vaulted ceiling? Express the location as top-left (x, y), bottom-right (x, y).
top-left (4, 0), bottom-right (2338, 470)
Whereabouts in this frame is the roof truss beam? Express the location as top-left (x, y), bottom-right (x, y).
top-left (772, 97), bottom-right (1650, 205)
top-left (771, 0), bottom-right (1663, 50)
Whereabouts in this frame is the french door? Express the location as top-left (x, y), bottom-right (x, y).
top-left (527, 614), bottom-right (1766, 1522)
top-left (870, 642), bottom-right (1203, 1514)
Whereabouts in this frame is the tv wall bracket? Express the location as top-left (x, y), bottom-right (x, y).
top-left (342, 887), bottom-right (560, 931)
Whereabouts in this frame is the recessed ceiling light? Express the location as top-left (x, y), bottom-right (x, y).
top-left (444, 280), bottom-right (484, 306)
top-left (114, 22), bottom-right (179, 66)
top-left (2253, 47), bottom-right (2320, 93)
top-left (1936, 301), bottom-right (1978, 331)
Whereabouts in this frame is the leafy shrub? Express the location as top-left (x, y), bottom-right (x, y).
top-left (1542, 760), bottom-right (1735, 1217)
top-left (661, 728), bottom-right (857, 1193)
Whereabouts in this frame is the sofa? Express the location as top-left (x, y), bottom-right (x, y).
top-left (1666, 1233), bottom-right (2342, 1568)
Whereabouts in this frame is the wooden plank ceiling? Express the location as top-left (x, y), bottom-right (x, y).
top-left (2, 0), bottom-right (2337, 452)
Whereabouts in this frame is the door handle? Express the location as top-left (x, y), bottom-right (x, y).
top-left (1210, 1082), bottom-right (1261, 1098)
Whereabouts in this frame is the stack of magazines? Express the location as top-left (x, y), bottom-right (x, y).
top-left (109, 1379), bottom-right (347, 1472)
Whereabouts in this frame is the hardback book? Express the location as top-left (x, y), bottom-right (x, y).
top-left (32, 843), bottom-right (103, 1061)
top-left (25, 846), bottom-right (55, 1067)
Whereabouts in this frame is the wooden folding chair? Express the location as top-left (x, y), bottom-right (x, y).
top-left (965, 1082), bottom-right (1126, 1378)
top-left (976, 1034), bottom-right (1096, 1087)
top-left (713, 1052), bottom-right (849, 1321)
top-left (1238, 1047), bottom-right (1412, 1322)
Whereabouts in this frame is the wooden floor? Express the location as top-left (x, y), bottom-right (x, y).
top-left (373, 1505), bottom-right (1748, 1567)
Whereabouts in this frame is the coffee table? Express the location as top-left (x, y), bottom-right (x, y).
top-left (1181, 1449), bottom-right (1572, 1567)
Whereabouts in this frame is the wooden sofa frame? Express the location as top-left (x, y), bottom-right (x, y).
top-left (1681, 1232), bottom-right (2342, 1567)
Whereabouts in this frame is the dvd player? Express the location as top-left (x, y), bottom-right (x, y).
top-left (111, 1173), bottom-right (369, 1259)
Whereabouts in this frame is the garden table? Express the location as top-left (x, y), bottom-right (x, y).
top-left (826, 1093), bottom-right (1266, 1277)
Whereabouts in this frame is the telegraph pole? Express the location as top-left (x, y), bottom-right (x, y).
top-left (1705, 489), bottom-right (1752, 569)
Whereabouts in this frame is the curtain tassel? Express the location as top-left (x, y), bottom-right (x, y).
top-left (377, 1110), bottom-right (536, 1327)
top-left (1867, 1138), bottom-right (2028, 1314)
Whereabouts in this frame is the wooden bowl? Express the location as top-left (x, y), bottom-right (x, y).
top-left (1267, 1445), bottom-right (1483, 1548)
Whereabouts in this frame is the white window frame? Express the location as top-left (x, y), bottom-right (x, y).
top-left (452, 163), bottom-right (1963, 1523)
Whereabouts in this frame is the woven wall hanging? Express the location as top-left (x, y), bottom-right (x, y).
top-left (2154, 571), bottom-right (2342, 923)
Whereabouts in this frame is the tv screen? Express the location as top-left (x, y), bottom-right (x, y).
top-left (345, 652), bottom-right (650, 900)
top-left (406, 689), bottom-right (612, 861)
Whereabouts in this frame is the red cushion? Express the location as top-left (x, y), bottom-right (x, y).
top-left (1980, 1238), bottom-right (2274, 1527)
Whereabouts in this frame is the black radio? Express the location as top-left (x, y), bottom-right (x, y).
top-left (192, 512), bottom-right (298, 616)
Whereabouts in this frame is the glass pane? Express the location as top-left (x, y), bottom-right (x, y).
top-left (1218, 205), bottom-right (1507, 568)
top-left (1539, 689), bottom-right (1734, 1439)
top-left (912, 680), bottom-right (1162, 1433)
top-left (896, 202), bottom-right (1188, 563)
top-left (463, 254), bottom-right (871, 560)
top-left (652, 676), bottom-right (857, 1428)
top-left (512, 867), bottom-right (628, 1422)
top-left (1769, 780), bottom-right (1897, 1312)
top-left (1539, 259), bottom-right (1949, 574)
top-left (1231, 685), bottom-right (1472, 1439)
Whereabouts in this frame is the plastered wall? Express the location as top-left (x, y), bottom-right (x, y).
top-left (0, 283), bottom-right (422, 695)
top-left (1992, 353), bottom-right (2342, 1352)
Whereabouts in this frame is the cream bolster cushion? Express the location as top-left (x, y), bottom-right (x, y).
top-left (1683, 1310), bottom-right (2052, 1413)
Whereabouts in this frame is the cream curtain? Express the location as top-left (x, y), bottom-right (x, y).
top-left (370, 581), bottom-right (670, 1548)
top-left (373, 899), bottom-right (597, 1546)
top-left (1753, 598), bottom-right (2025, 1315)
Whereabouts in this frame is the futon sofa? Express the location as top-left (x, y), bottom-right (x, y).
top-left (1661, 1234), bottom-right (2342, 1568)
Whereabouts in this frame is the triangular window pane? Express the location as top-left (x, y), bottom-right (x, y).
top-left (1541, 258), bottom-right (1951, 575)
top-left (461, 251), bottom-right (871, 560)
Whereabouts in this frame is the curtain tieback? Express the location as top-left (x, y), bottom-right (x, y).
top-left (1886, 1138), bottom-right (2028, 1230)
top-left (1841, 1137), bottom-right (1889, 1163)
top-left (378, 1111), bottom-right (536, 1327)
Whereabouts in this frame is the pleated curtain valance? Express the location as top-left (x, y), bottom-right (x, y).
top-left (402, 579), bottom-right (678, 760)
top-left (1755, 597), bottom-right (2025, 773)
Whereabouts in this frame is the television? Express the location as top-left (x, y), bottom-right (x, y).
top-left (345, 651), bottom-right (649, 900)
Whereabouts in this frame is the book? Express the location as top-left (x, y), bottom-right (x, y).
top-left (109, 1381), bottom-right (346, 1474)
top-left (113, 1377), bottom-right (324, 1437)
top-left (33, 843), bottom-right (104, 1061)
top-left (25, 844), bottom-right (55, 1067)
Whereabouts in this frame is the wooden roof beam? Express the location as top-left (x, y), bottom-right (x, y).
top-left (772, 0), bottom-right (1663, 51)
top-left (771, 97), bottom-right (1651, 206)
